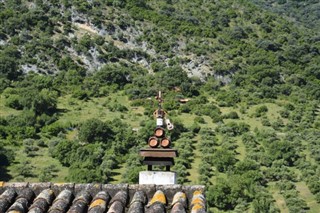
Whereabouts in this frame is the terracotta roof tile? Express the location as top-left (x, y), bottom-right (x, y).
top-left (107, 191), bottom-right (127, 213)
top-left (51, 183), bottom-right (74, 196)
top-left (190, 191), bottom-right (206, 213)
top-left (28, 189), bottom-right (54, 213)
top-left (127, 191), bottom-right (146, 213)
top-left (0, 182), bottom-right (206, 213)
top-left (0, 188), bottom-right (16, 211)
top-left (48, 189), bottom-right (73, 213)
top-left (29, 183), bottom-right (51, 196)
top-left (68, 190), bottom-right (92, 212)
top-left (146, 190), bottom-right (167, 213)
top-left (128, 184), bottom-right (156, 202)
top-left (75, 184), bottom-right (102, 198)
top-left (171, 202), bottom-right (186, 213)
top-left (7, 188), bottom-right (35, 213)
top-left (146, 202), bottom-right (166, 213)
top-left (171, 191), bottom-right (187, 212)
top-left (88, 191), bottom-right (109, 213)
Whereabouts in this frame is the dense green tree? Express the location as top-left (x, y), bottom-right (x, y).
top-left (3, 83), bottom-right (58, 115)
top-left (157, 66), bottom-right (190, 90)
top-left (122, 147), bottom-right (143, 183)
top-left (207, 175), bottom-right (255, 210)
top-left (0, 0), bottom-right (319, 210)
top-left (101, 151), bottom-right (118, 181)
top-left (0, 46), bottom-right (21, 80)
top-left (68, 164), bottom-right (104, 183)
top-left (15, 160), bottom-right (35, 178)
top-left (212, 149), bottom-right (237, 172)
top-left (216, 122), bottom-right (250, 137)
top-left (254, 105), bottom-right (268, 117)
top-left (0, 54), bottom-right (20, 80)
top-left (38, 165), bottom-right (57, 182)
top-left (51, 139), bottom-right (77, 166)
top-left (0, 141), bottom-right (13, 181)
top-left (252, 192), bottom-right (280, 213)
top-left (32, 89), bottom-right (58, 115)
top-left (78, 118), bottom-right (113, 143)
top-left (93, 64), bottom-right (131, 89)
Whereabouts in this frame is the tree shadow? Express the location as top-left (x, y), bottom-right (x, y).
top-left (54, 108), bottom-right (70, 117)
top-left (0, 154), bottom-right (12, 181)
top-left (107, 171), bottom-right (121, 182)
top-left (26, 153), bottom-right (40, 157)
top-left (0, 167), bottom-right (11, 181)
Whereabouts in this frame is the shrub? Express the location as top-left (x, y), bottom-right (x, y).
top-left (261, 117), bottom-right (271, 126)
top-left (254, 105), bottom-right (268, 117)
top-left (194, 116), bottom-right (205, 124)
top-left (78, 118), bottom-right (113, 143)
top-left (41, 122), bottom-right (66, 136)
top-left (224, 111), bottom-right (239, 119)
top-left (5, 95), bottom-right (23, 110)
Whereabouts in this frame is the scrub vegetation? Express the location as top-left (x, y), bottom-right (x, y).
top-left (0, 0), bottom-right (319, 212)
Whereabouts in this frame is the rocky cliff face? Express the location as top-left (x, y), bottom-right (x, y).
top-left (0, 1), bottom-right (228, 81)
top-left (1, 0), bottom-right (319, 86)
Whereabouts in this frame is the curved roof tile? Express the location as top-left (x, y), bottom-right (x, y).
top-left (127, 191), bottom-right (146, 213)
top-left (88, 191), bottom-right (109, 213)
top-left (0, 182), bottom-right (206, 213)
top-left (29, 189), bottom-right (55, 213)
top-left (7, 188), bottom-right (34, 213)
top-left (68, 190), bottom-right (92, 213)
top-left (48, 189), bottom-right (73, 213)
top-left (0, 188), bottom-right (16, 212)
top-left (171, 192), bottom-right (187, 213)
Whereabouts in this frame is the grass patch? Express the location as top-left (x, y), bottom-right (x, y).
top-left (268, 182), bottom-right (290, 213)
top-left (57, 93), bottom-right (148, 129)
top-left (0, 95), bottom-right (21, 117)
top-left (2, 91), bottom-right (318, 212)
top-left (235, 137), bottom-right (246, 161)
top-left (296, 182), bottom-right (320, 213)
top-left (187, 146), bottom-right (201, 184)
top-left (7, 146), bottom-right (68, 182)
top-left (110, 162), bottom-right (126, 184)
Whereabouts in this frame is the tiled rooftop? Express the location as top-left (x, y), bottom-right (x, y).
top-left (0, 182), bottom-right (206, 213)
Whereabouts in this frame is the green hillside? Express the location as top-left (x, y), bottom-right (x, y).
top-left (251, 0), bottom-right (320, 32)
top-left (1, 0), bottom-right (320, 212)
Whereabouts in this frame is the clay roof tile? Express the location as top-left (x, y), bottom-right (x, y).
top-left (0, 188), bottom-right (16, 212)
top-left (88, 191), bottom-right (110, 213)
top-left (127, 191), bottom-right (146, 213)
top-left (0, 182), bottom-right (206, 213)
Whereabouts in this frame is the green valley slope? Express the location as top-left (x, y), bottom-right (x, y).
top-left (0, 0), bottom-right (320, 212)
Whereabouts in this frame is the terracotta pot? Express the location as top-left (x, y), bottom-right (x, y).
top-left (154, 127), bottom-right (165, 138)
top-left (148, 137), bottom-right (159, 148)
top-left (161, 137), bottom-right (171, 148)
